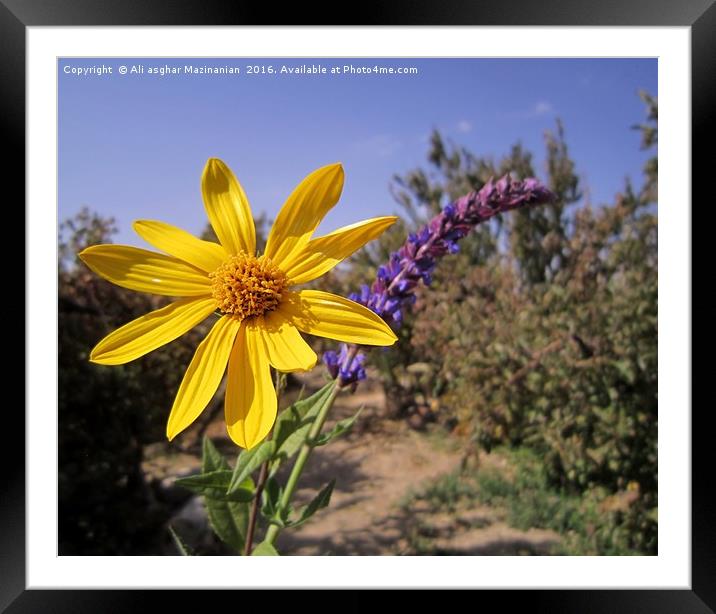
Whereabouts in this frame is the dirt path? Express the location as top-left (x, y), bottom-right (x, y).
top-left (272, 373), bottom-right (561, 556)
top-left (275, 374), bottom-right (463, 555)
top-left (147, 371), bottom-right (561, 555)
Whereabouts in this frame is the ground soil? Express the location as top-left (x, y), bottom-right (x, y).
top-left (144, 370), bottom-right (561, 556)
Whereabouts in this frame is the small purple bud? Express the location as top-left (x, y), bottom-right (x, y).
top-left (383, 298), bottom-right (399, 313)
top-left (323, 351), bottom-right (340, 379)
top-left (395, 279), bottom-right (411, 293)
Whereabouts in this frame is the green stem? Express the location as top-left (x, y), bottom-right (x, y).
top-left (244, 369), bottom-right (282, 555)
top-left (264, 382), bottom-right (340, 546)
top-left (243, 461), bottom-right (268, 555)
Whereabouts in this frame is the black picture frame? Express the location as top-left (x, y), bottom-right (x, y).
top-left (6, 0), bottom-right (708, 611)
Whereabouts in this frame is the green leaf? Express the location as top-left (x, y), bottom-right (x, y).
top-left (168, 525), bottom-right (194, 556)
top-left (206, 497), bottom-right (250, 554)
top-left (176, 469), bottom-right (232, 490)
top-left (614, 360), bottom-right (636, 384)
top-left (273, 383), bottom-right (336, 460)
top-left (251, 541), bottom-right (280, 556)
top-left (227, 440), bottom-right (276, 494)
top-left (291, 479), bottom-right (335, 528)
top-left (198, 436), bottom-right (251, 553)
top-left (313, 408), bottom-right (362, 447)
top-left (175, 470), bottom-right (254, 502)
top-left (260, 477), bottom-right (291, 527)
top-left (202, 435), bottom-right (229, 472)
top-left (261, 477), bottom-right (281, 517)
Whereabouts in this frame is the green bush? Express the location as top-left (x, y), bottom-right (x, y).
top-left (362, 92), bottom-right (658, 554)
top-left (477, 447), bottom-right (653, 555)
top-left (58, 210), bottom-right (208, 554)
top-left (405, 447), bottom-right (654, 555)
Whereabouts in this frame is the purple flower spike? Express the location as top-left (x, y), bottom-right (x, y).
top-left (332, 175), bottom-right (555, 386)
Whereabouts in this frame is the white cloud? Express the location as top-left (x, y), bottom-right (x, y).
top-left (457, 119), bottom-right (473, 133)
top-left (533, 101), bottom-right (553, 115)
top-left (353, 134), bottom-right (402, 157)
top-left (498, 100), bottom-right (556, 120)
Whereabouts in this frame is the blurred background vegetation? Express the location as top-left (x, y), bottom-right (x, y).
top-left (59, 92), bottom-right (657, 556)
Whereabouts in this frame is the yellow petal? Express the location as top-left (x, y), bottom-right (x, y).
top-left (201, 158), bottom-right (256, 255)
top-left (225, 320), bottom-right (277, 449)
top-left (279, 290), bottom-right (398, 346)
top-left (283, 216), bottom-right (398, 285)
top-left (264, 163), bottom-right (344, 268)
top-left (133, 220), bottom-right (228, 273)
top-left (79, 245), bottom-right (211, 297)
top-left (255, 310), bottom-right (318, 372)
top-left (90, 297), bottom-right (216, 365)
top-left (166, 315), bottom-right (241, 441)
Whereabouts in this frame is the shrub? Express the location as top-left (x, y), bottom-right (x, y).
top-left (367, 93), bottom-right (658, 553)
top-left (58, 210), bottom-right (206, 554)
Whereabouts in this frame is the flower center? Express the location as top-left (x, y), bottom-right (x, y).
top-left (209, 252), bottom-right (288, 319)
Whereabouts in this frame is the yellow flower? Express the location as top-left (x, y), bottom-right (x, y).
top-left (79, 159), bottom-right (398, 449)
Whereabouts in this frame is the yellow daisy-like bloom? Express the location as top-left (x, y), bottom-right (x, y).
top-left (79, 159), bottom-right (398, 449)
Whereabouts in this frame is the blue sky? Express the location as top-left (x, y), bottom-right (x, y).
top-left (59, 58), bottom-right (656, 246)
